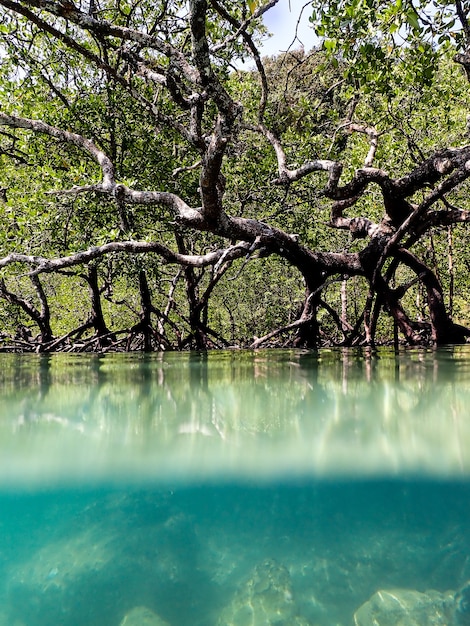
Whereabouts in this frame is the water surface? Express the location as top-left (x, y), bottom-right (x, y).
top-left (1, 346), bottom-right (470, 482)
top-left (0, 347), bottom-right (468, 626)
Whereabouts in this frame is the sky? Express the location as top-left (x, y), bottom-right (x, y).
top-left (261, 1), bottom-right (317, 56)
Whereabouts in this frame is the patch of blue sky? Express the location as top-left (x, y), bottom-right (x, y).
top-left (261, 0), bottom-right (318, 56)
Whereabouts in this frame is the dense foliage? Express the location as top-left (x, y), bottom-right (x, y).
top-left (1, 0), bottom-right (470, 351)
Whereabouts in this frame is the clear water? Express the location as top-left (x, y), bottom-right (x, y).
top-left (0, 348), bottom-right (469, 626)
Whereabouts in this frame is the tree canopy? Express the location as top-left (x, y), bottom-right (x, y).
top-left (1, 0), bottom-right (470, 351)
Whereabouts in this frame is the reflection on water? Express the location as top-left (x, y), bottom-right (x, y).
top-left (0, 348), bottom-right (469, 625)
top-left (0, 347), bottom-right (470, 481)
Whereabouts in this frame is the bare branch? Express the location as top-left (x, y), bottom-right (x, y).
top-left (188, 0), bottom-right (243, 220)
top-left (209, 0), bottom-right (271, 121)
top-left (0, 113), bottom-right (208, 226)
top-left (250, 314), bottom-right (314, 349)
top-left (173, 160), bottom-right (202, 176)
top-left (347, 123), bottom-right (380, 167)
top-left (374, 157), bottom-right (470, 281)
top-left (428, 207), bottom-right (470, 227)
top-left (0, 112), bottom-right (116, 189)
top-left (211, 1), bottom-right (279, 55)
top-left (189, 0), bottom-right (240, 119)
top-left (0, 240), bottom-right (255, 275)
top-left (10, 0), bottom-right (200, 84)
top-left (329, 215), bottom-right (381, 239)
top-left (260, 124), bottom-right (343, 187)
top-left (456, 0), bottom-right (470, 44)
top-left (0, 0), bottom-right (114, 74)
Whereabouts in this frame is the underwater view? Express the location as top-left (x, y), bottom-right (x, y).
top-left (0, 348), bottom-right (469, 626)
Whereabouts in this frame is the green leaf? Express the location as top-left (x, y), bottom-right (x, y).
top-left (406, 9), bottom-right (420, 31)
top-left (324, 38), bottom-right (337, 52)
top-left (247, 0), bottom-right (258, 15)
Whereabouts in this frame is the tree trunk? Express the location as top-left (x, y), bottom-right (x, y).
top-left (126, 270), bottom-right (158, 352)
top-left (341, 278), bottom-right (348, 334)
top-left (30, 275), bottom-right (54, 345)
top-left (138, 270), bottom-right (153, 352)
top-left (85, 265), bottom-right (115, 347)
top-left (293, 285), bottom-right (320, 348)
top-left (0, 276), bottom-right (53, 346)
top-left (395, 249), bottom-right (469, 344)
top-left (448, 225), bottom-right (454, 320)
top-left (175, 232), bottom-right (211, 350)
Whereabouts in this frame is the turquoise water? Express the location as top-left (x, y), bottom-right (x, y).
top-left (0, 348), bottom-right (469, 625)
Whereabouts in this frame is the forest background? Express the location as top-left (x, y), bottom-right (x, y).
top-left (1, 0), bottom-right (470, 352)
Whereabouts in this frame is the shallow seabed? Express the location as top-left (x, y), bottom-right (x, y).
top-left (0, 482), bottom-right (469, 626)
top-left (0, 347), bottom-right (469, 625)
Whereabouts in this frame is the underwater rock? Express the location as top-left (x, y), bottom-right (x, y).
top-left (119, 605), bottom-right (170, 626)
top-left (354, 588), bottom-right (455, 626)
top-left (217, 558), bottom-right (310, 625)
top-left (454, 580), bottom-right (470, 626)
